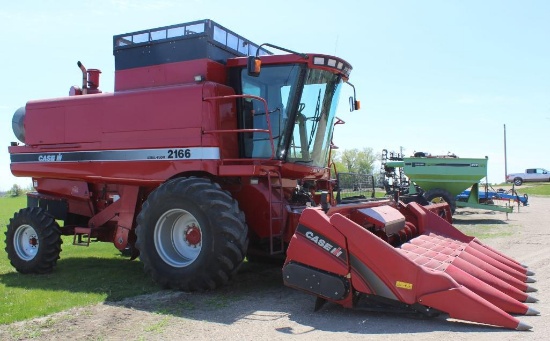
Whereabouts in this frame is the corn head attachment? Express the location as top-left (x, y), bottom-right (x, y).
top-left (283, 200), bottom-right (539, 330)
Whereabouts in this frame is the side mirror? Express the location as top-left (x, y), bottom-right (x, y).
top-left (347, 82), bottom-right (360, 112)
top-left (247, 56), bottom-right (261, 77)
top-left (349, 96), bottom-right (361, 112)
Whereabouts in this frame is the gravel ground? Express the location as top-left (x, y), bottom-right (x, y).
top-left (1, 196), bottom-right (548, 341)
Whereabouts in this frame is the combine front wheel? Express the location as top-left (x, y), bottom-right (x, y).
top-left (136, 177), bottom-right (248, 291)
top-left (424, 188), bottom-right (456, 214)
top-left (5, 207), bottom-right (62, 274)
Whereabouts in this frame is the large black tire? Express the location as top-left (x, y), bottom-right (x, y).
top-left (513, 177), bottom-right (523, 186)
top-left (423, 188), bottom-right (456, 214)
top-left (135, 177), bottom-right (248, 291)
top-left (5, 207), bottom-right (62, 274)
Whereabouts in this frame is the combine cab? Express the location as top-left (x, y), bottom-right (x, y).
top-left (5, 19), bottom-right (538, 330)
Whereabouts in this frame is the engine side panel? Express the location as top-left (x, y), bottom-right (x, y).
top-left (10, 82), bottom-right (237, 184)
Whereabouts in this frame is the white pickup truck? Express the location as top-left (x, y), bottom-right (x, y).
top-left (506, 168), bottom-right (550, 186)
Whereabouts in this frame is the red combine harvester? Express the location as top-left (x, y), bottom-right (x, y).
top-left (6, 19), bottom-right (538, 330)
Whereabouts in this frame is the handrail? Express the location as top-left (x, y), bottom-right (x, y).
top-left (203, 94), bottom-right (275, 159)
top-left (203, 128), bottom-right (270, 134)
top-left (327, 116), bottom-right (346, 178)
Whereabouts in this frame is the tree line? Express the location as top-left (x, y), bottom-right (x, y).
top-left (331, 147), bottom-right (378, 175)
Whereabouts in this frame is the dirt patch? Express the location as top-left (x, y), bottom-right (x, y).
top-left (1, 198), bottom-right (548, 341)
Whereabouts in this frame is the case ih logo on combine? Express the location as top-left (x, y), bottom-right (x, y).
top-left (296, 224), bottom-right (346, 262)
top-left (38, 154), bottom-right (63, 162)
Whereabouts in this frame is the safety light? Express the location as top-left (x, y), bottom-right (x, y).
top-left (247, 56), bottom-right (262, 77)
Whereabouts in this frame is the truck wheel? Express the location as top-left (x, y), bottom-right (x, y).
top-left (5, 207), bottom-right (62, 274)
top-left (135, 177), bottom-right (248, 291)
top-left (423, 188), bottom-right (456, 214)
top-left (513, 178), bottom-right (523, 186)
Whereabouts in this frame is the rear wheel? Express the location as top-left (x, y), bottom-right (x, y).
top-left (424, 188), bottom-right (456, 214)
top-left (514, 178), bottom-right (523, 186)
top-left (136, 177), bottom-right (248, 291)
top-left (5, 207), bottom-right (62, 274)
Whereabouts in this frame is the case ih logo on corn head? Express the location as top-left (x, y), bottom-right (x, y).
top-left (6, 19), bottom-right (539, 330)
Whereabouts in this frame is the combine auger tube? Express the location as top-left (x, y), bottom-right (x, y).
top-left (283, 201), bottom-right (539, 330)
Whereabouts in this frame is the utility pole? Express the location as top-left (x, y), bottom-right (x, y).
top-left (504, 124), bottom-right (508, 183)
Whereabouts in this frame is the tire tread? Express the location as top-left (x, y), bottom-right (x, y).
top-left (135, 177), bottom-right (248, 291)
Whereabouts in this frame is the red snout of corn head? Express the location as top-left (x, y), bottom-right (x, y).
top-left (283, 200), bottom-right (539, 330)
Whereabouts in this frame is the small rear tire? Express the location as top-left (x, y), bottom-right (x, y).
top-left (514, 178), bottom-right (523, 186)
top-left (5, 207), bottom-right (62, 274)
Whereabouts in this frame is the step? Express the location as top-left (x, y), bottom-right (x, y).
top-left (73, 227), bottom-right (92, 246)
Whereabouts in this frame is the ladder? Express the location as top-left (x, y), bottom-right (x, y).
top-left (265, 168), bottom-right (285, 255)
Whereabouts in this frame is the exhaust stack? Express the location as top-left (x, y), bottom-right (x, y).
top-left (72, 61), bottom-right (102, 95)
top-left (77, 61), bottom-right (87, 94)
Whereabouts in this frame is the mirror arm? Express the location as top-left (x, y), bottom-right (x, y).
top-left (347, 82), bottom-right (360, 111)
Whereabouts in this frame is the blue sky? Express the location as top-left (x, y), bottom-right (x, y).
top-left (0, 0), bottom-right (548, 190)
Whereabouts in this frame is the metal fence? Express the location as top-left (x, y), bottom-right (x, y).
top-left (335, 173), bottom-right (375, 203)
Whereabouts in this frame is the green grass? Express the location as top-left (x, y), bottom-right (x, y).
top-left (336, 189), bottom-right (388, 200)
top-left (514, 182), bottom-right (550, 196)
top-left (456, 224), bottom-right (515, 239)
top-left (0, 195), bottom-right (162, 325)
top-left (0, 196), bottom-right (26, 228)
top-left (143, 316), bottom-right (170, 333)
